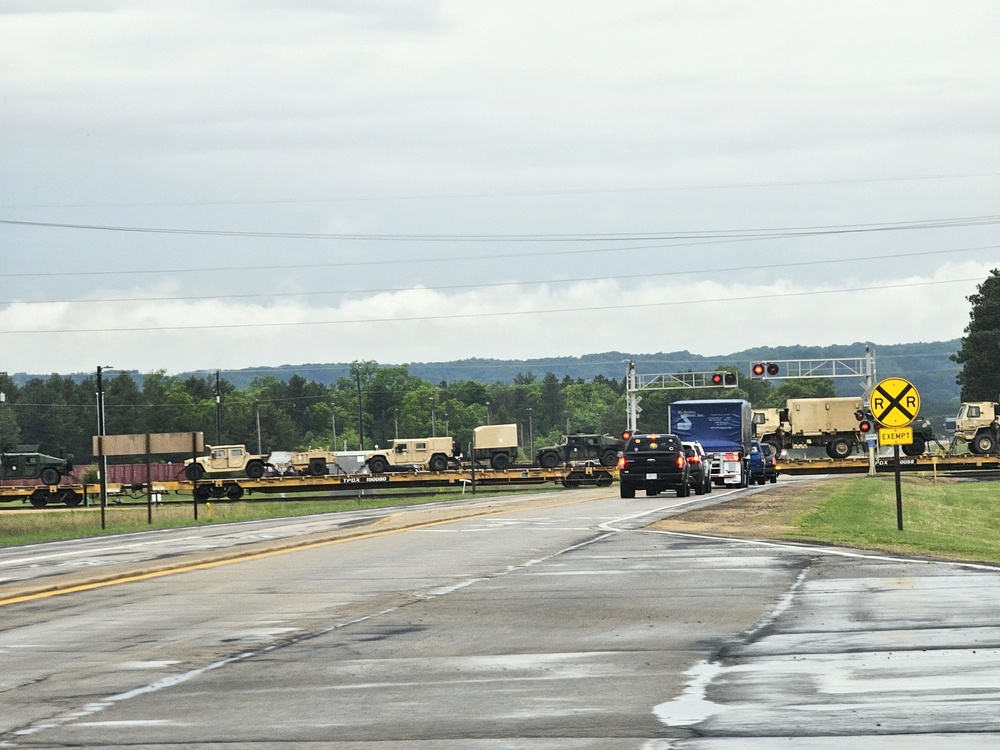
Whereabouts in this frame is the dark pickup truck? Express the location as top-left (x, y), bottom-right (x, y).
top-left (617, 432), bottom-right (690, 499)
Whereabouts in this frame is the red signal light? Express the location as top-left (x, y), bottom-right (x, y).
top-left (854, 409), bottom-right (865, 421)
top-left (766, 363), bottom-right (780, 376)
top-left (859, 420), bottom-right (872, 432)
top-left (752, 363), bottom-right (766, 376)
top-left (711, 373), bottom-right (724, 385)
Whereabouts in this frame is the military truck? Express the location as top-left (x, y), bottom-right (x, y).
top-left (472, 424), bottom-right (519, 470)
top-left (754, 397), bottom-right (933, 458)
top-left (184, 444), bottom-right (270, 480)
top-left (0, 445), bottom-right (73, 485)
top-left (535, 433), bottom-right (624, 469)
top-left (364, 436), bottom-right (459, 474)
top-left (954, 399), bottom-right (999, 454)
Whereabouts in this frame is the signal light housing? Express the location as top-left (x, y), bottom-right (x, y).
top-left (766, 363), bottom-right (780, 376)
top-left (752, 363), bottom-right (766, 376)
top-left (711, 373), bottom-right (724, 385)
top-left (859, 419), bottom-right (873, 432)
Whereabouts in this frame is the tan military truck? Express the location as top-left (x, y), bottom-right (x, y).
top-left (472, 424), bottom-right (519, 470)
top-left (954, 400), bottom-right (999, 454)
top-left (755, 397), bottom-right (865, 459)
top-left (184, 444), bottom-right (270, 480)
top-left (364, 436), bottom-right (459, 474)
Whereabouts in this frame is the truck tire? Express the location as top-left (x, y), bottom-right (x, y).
top-left (538, 451), bottom-right (560, 469)
top-left (491, 452), bottom-right (511, 470)
top-left (308, 458), bottom-right (327, 476)
top-left (368, 456), bottom-right (390, 474)
top-left (620, 482), bottom-right (636, 499)
top-left (828, 438), bottom-right (853, 459)
top-left (39, 467), bottom-right (61, 486)
top-left (599, 449), bottom-right (618, 467)
top-left (676, 483), bottom-right (690, 498)
top-left (972, 433), bottom-right (996, 454)
top-left (428, 454), bottom-right (448, 472)
top-left (185, 463), bottom-right (205, 481)
top-left (901, 437), bottom-right (926, 457)
top-left (246, 461), bottom-right (266, 479)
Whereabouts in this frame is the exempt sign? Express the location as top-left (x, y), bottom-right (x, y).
top-left (879, 427), bottom-right (914, 446)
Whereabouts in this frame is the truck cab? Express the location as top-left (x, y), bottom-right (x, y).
top-left (535, 433), bottom-right (623, 469)
top-left (184, 444), bottom-right (270, 480)
top-left (955, 401), bottom-right (999, 454)
top-left (0, 446), bottom-right (73, 486)
top-left (365, 437), bottom-right (458, 474)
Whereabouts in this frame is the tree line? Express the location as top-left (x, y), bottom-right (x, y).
top-left (0, 361), bottom-right (837, 464)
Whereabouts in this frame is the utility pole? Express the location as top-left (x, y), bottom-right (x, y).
top-left (96, 365), bottom-right (112, 528)
top-left (356, 371), bottom-right (364, 451)
top-left (214, 371), bottom-right (222, 444)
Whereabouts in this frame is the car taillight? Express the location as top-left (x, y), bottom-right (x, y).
top-left (687, 455), bottom-right (700, 464)
top-left (617, 456), bottom-right (627, 470)
top-left (676, 455), bottom-right (685, 469)
top-left (724, 452), bottom-right (739, 461)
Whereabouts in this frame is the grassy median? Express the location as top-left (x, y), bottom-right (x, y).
top-left (653, 475), bottom-right (1000, 565)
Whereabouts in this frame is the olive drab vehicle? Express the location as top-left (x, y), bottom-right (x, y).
top-left (0, 445), bottom-right (74, 485)
top-left (183, 444), bottom-right (271, 480)
top-left (534, 433), bottom-right (624, 469)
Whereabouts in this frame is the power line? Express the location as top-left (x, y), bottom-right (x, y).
top-left (2, 243), bottom-right (996, 306)
top-left (0, 276), bottom-right (982, 336)
top-left (1, 214), bottom-right (995, 244)
top-left (3, 172), bottom-right (997, 209)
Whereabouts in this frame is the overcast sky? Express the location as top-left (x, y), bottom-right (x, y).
top-left (2, 0), bottom-right (998, 378)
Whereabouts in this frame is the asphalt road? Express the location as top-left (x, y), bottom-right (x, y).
top-left (1, 483), bottom-right (998, 748)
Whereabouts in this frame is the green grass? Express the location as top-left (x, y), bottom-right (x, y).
top-left (0, 486), bottom-right (548, 547)
top-left (776, 476), bottom-right (1000, 563)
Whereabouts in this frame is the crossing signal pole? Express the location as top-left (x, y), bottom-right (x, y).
top-left (625, 362), bottom-right (739, 433)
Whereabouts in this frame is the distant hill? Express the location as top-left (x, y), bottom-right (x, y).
top-left (11, 339), bottom-right (962, 418)
top-left (203, 340), bottom-right (963, 418)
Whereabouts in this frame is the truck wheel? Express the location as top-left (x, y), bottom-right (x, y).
top-left (599, 449), bottom-right (618, 467)
top-left (620, 482), bottom-right (636, 499)
top-left (491, 452), bottom-right (511, 470)
top-left (676, 483), bottom-right (690, 498)
top-left (428, 454), bottom-right (448, 472)
top-left (539, 452), bottom-right (560, 469)
top-left (829, 438), bottom-right (853, 459)
top-left (246, 461), bottom-right (266, 479)
top-left (39, 467), bottom-right (61, 486)
top-left (60, 489), bottom-right (82, 507)
top-left (973, 433), bottom-right (996, 454)
top-left (185, 464), bottom-right (205, 481)
top-left (368, 456), bottom-right (390, 474)
top-left (308, 458), bottom-right (327, 476)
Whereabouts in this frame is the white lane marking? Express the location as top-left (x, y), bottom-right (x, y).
top-left (648, 529), bottom-right (1000, 572)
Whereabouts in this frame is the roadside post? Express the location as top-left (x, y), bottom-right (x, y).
top-left (870, 377), bottom-right (921, 531)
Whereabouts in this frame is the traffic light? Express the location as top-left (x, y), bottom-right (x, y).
top-left (711, 373), bottom-right (724, 385)
top-left (711, 371), bottom-right (738, 386)
top-left (725, 372), bottom-right (737, 385)
top-left (752, 362), bottom-right (780, 377)
top-left (855, 409), bottom-right (872, 433)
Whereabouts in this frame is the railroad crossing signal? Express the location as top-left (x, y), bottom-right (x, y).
top-left (870, 377), bottom-right (920, 428)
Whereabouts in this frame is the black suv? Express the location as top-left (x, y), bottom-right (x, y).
top-left (618, 432), bottom-right (690, 498)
